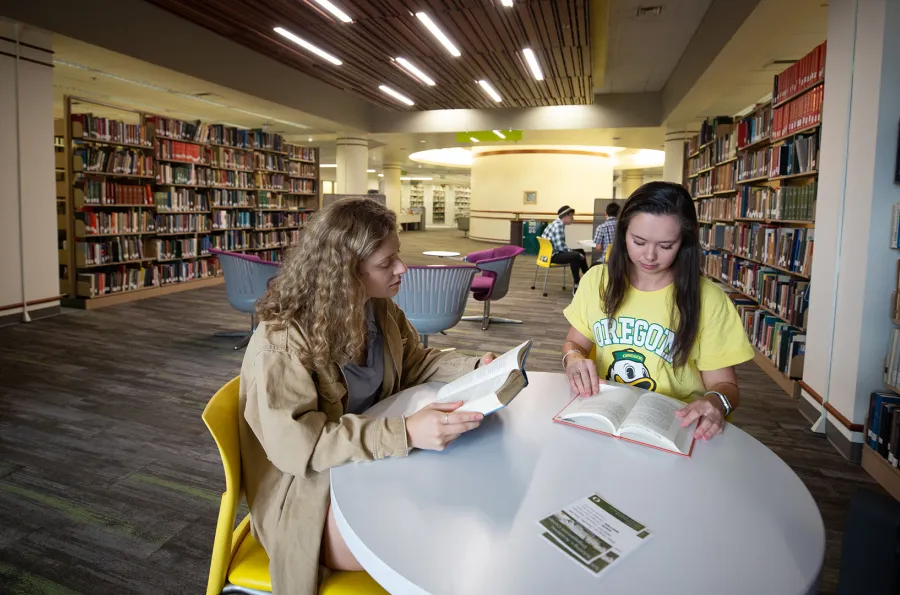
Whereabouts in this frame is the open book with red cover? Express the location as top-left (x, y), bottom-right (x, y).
top-left (553, 382), bottom-right (698, 456)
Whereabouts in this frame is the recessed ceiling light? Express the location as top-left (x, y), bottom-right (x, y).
top-left (379, 84), bottom-right (415, 106)
top-left (477, 80), bottom-right (503, 102)
top-left (416, 13), bottom-right (461, 57)
top-left (501, 0), bottom-right (513, 5)
top-left (493, 130), bottom-right (506, 139)
top-left (470, 137), bottom-right (480, 143)
top-left (378, 173), bottom-right (384, 177)
top-left (401, 176), bottom-right (434, 181)
top-left (308, 137), bottom-right (313, 142)
top-left (522, 48), bottom-right (544, 81)
top-left (395, 57), bottom-right (437, 86)
top-left (310, 0), bottom-right (353, 23)
top-left (420, 140), bottom-right (427, 143)
top-left (367, 169), bottom-right (376, 173)
top-left (274, 27), bottom-right (342, 65)
top-left (320, 163), bottom-right (337, 168)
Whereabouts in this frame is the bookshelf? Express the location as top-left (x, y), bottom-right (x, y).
top-left (688, 40), bottom-right (825, 397)
top-left (409, 183), bottom-right (424, 209)
top-left (868, 239), bottom-right (900, 500)
top-left (432, 186), bottom-right (446, 224)
top-left (57, 96), bottom-right (319, 309)
top-left (454, 186), bottom-right (470, 220)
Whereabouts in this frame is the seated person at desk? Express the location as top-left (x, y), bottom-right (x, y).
top-left (560, 182), bottom-right (754, 442)
top-left (542, 204), bottom-right (589, 292)
top-left (239, 198), bottom-right (495, 594)
top-left (592, 201), bottom-right (620, 265)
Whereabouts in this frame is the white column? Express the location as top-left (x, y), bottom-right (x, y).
top-left (801, 0), bottom-right (900, 458)
top-left (383, 163), bottom-right (402, 215)
top-left (663, 130), bottom-right (694, 184)
top-left (0, 20), bottom-right (57, 322)
top-left (620, 170), bottom-right (644, 198)
top-left (335, 136), bottom-right (368, 195)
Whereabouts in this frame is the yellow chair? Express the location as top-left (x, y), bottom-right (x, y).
top-left (202, 377), bottom-right (387, 595)
top-left (530, 236), bottom-right (570, 297)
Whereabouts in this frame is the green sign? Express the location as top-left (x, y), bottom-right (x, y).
top-left (454, 130), bottom-right (523, 143)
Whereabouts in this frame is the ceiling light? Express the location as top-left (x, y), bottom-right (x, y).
top-left (522, 48), bottom-right (544, 81)
top-left (367, 169), bottom-right (376, 173)
top-left (378, 173), bottom-right (384, 177)
top-left (470, 137), bottom-right (480, 143)
top-left (379, 85), bottom-right (415, 106)
top-left (401, 176), bottom-right (434, 181)
top-left (477, 80), bottom-right (503, 102)
top-left (395, 57), bottom-right (437, 86)
top-left (308, 137), bottom-right (313, 142)
top-left (501, 0), bottom-right (514, 5)
top-left (310, 0), bottom-right (352, 23)
top-left (493, 130), bottom-right (506, 139)
top-left (416, 12), bottom-right (461, 57)
top-left (320, 163), bottom-right (337, 168)
top-left (274, 27), bottom-right (342, 66)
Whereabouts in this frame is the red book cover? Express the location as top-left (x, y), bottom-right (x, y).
top-left (552, 388), bottom-right (698, 458)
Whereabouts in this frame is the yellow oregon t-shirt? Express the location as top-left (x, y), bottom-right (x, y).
top-left (563, 265), bottom-right (754, 402)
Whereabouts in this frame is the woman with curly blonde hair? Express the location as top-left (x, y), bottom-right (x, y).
top-left (239, 197), bottom-right (494, 594)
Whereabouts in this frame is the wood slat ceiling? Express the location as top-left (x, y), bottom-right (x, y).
top-left (145, 0), bottom-right (592, 111)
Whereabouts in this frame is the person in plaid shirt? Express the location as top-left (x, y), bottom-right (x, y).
top-left (542, 205), bottom-right (588, 293)
top-left (592, 202), bottom-right (620, 265)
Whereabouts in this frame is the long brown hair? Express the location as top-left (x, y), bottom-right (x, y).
top-left (601, 182), bottom-right (701, 368)
top-left (256, 198), bottom-right (397, 370)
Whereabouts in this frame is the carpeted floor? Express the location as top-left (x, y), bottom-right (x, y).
top-left (0, 228), bottom-right (882, 594)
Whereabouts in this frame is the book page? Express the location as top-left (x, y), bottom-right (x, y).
top-left (557, 384), bottom-right (641, 433)
top-left (538, 493), bottom-right (652, 575)
top-left (435, 340), bottom-right (530, 403)
top-left (619, 392), bottom-right (695, 452)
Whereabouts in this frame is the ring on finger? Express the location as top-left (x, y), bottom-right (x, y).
top-left (444, 412), bottom-right (450, 425)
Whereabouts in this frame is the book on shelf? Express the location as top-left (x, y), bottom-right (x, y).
top-left (146, 116), bottom-right (209, 144)
top-left (553, 382), bottom-right (698, 456)
top-left (432, 340), bottom-right (533, 415)
top-left (736, 105), bottom-right (772, 149)
top-left (773, 41), bottom-right (826, 105)
top-left (71, 114), bottom-right (151, 147)
top-left (866, 392), bottom-right (900, 462)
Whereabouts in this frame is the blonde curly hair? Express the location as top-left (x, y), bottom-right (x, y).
top-left (256, 198), bottom-right (397, 370)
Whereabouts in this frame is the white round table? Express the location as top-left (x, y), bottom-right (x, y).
top-left (331, 372), bottom-right (824, 595)
top-left (422, 250), bottom-right (461, 258)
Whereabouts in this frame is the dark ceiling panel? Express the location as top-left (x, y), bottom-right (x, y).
top-left (145, 0), bottom-right (592, 111)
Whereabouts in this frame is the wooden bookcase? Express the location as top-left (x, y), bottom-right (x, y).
top-left (686, 41), bottom-right (824, 397)
top-left (57, 96), bottom-right (320, 309)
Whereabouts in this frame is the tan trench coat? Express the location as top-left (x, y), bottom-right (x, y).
top-left (238, 297), bottom-right (480, 594)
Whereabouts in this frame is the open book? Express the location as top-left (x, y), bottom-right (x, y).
top-left (433, 339), bottom-right (533, 415)
top-left (553, 382), bottom-right (698, 456)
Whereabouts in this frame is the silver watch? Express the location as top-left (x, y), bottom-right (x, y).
top-left (705, 391), bottom-right (733, 416)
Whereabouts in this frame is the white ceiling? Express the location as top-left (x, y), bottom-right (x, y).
top-left (664, 0), bottom-right (829, 126)
top-left (51, 34), bottom-right (338, 138)
top-left (600, 0), bottom-right (714, 93)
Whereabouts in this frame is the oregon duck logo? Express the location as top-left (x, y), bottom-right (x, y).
top-left (606, 348), bottom-right (657, 391)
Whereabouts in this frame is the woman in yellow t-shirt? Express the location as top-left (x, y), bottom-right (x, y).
top-left (561, 182), bottom-right (754, 442)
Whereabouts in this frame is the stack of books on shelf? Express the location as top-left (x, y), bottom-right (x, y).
top-left (687, 40), bottom-right (824, 395)
top-left (57, 97), bottom-right (321, 309)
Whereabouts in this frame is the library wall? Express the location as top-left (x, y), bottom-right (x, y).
top-left (0, 22), bottom-right (58, 322)
top-left (803, 0), bottom-right (900, 445)
top-left (470, 146), bottom-right (613, 242)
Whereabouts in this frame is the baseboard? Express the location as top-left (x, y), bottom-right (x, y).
top-left (796, 394), bottom-right (863, 463)
top-left (0, 304), bottom-right (61, 327)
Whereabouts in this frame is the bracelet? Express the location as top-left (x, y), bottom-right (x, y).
top-left (562, 349), bottom-right (585, 370)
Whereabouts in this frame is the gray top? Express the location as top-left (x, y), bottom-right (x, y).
top-left (342, 302), bottom-right (384, 415)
